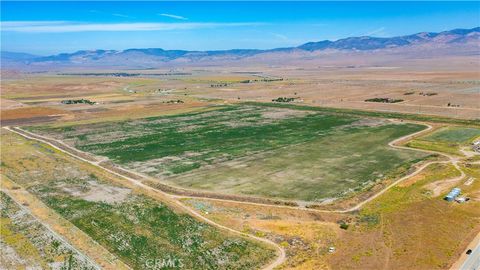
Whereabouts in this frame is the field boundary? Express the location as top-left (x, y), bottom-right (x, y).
top-left (243, 102), bottom-right (480, 127)
top-left (3, 126), bottom-right (286, 270)
top-left (5, 122), bottom-right (445, 213)
top-left (2, 121), bottom-right (470, 270)
top-left (0, 188), bottom-right (102, 269)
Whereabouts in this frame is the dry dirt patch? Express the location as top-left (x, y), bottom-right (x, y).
top-left (61, 180), bottom-right (132, 204)
top-left (1, 107), bottom-right (69, 120)
top-left (261, 108), bottom-right (312, 119)
top-left (423, 177), bottom-right (463, 197)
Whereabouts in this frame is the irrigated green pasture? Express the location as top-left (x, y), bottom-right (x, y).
top-left (407, 126), bottom-right (480, 156)
top-left (422, 126), bottom-right (480, 143)
top-left (30, 104), bottom-right (429, 202)
top-left (168, 121), bottom-right (427, 201)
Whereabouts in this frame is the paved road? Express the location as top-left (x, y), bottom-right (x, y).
top-left (461, 243), bottom-right (480, 270)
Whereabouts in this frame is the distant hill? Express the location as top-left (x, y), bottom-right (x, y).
top-left (297, 27), bottom-right (480, 51)
top-left (1, 51), bottom-right (40, 61)
top-left (2, 27), bottom-right (479, 69)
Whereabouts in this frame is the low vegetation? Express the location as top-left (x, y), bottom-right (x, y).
top-left (0, 191), bottom-right (96, 269)
top-left (163, 99), bottom-right (184, 104)
top-left (334, 163), bottom-right (480, 270)
top-left (168, 121), bottom-right (428, 201)
top-left (272, 97), bottom-right (296, 103)
top-left (407, 126), bottom-right (480, 155)
top-left (29, 105), bottom-right (355, 176)
top-left (0, 131), bottom-right (276, 270)
top-left (364, 98), bottom-right (404, 103)
top-left (61, 99), bottom-right (96, 105)
top-left (245, 102), bottom-right (480, 127)
top-left (422, 127), bottom-right (480, 143)
top-left (419, 92), bottom-right (438, 96)
top-left (29, 104), bottom-right (428, 202)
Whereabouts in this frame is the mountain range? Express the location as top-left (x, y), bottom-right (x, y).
top-left (2, 27), bottom-right (479, 69)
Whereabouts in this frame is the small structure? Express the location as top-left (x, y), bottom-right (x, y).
top-left (472, 140), bottom-right (480, 153)
top-left (455, 197), bottom-right (470, 203)
top-left (445, 187), bottom-right (461, 202)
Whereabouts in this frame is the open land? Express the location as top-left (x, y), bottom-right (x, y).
top-left (27, 104), bottom-right (429, 202)
top-left (0, 190), bottom-right (98, 269)
top-left (1, 51), bottom-right (479, 269)
top-left (0, 130), bottom-right (276, 269)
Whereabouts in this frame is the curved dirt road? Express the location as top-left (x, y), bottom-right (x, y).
top-left (4, 126), bottom-right (286, 270)
top-left (3, 121), bottom-right (470, 269)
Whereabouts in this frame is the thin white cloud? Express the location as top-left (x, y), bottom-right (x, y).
top-left (1, 21), bottom-right (260, 33)
top-left (112, 13), bottom-right (135, 19)
top-left (2, 21), bottom-right (68, 27)
top-left (364, 27), bottom-right (387, 37)
top-left (272, 33), bottom-right (288, 40)
top-left (89, 10), bottom-right (135, 19)
top-left (159, 13), bottom-right (188, 20)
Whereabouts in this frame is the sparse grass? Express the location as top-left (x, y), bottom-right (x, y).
top-left (30, 105), bottom-right (356, 175)
top-left (0, 191), bottom-right (95, 269)
top-left (0, 130), bottom-right (276, 270)
top-left (361, 163), bottom-right (461, 214)
top-left (183, 198), bottom-right (337, 270)
top-left (407, 126), bottom-right (480, 156)
top-left (338, 163), bottom-right (480, 270)
top-left (422, 126), bottom-right (480, 143)
top-left (168, 122), bottom-right (428, 201)
top-left (29, 104), bottom-right (428, 201)
top-left (406, 140), bottom-right (461, 156)
top-left (36, 190), bottom-right (272, 270)
top-left (244, 102), bottom-right (480, 127)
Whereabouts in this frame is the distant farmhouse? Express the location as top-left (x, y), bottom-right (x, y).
top-left (445, 187), bottom-right (461, 202)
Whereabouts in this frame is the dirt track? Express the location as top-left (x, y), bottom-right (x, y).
top-left (4, 126), bottom-right (286, 270)
top-left (0, 188), bottom-right (102, 269)
top-left (3, 122), bottom-right (473, 270)
top-left (0, 177), bottom-right (129, 269)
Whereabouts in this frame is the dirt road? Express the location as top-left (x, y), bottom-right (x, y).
top-left (3, 126), bottom-right (285, 270)
top-left (0, 176), bottom-right (130, 270)
top-left (3, 121), bottom-right (472, 269)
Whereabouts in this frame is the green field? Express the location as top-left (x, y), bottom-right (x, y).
top-left (1, 131), bottom-right (275, 270)
top-left (168, 122), bottom-right (428, 201)
top-left (30, 104), bottom-right (429, 202)
top-left (33, 182), bottom-right (272, 269)
top-left (30, 105), bottom-right (356, 176)
top-left (422, 126), bottom-right (480, 143)
top-left (407, 126), bottom-right (480, 155)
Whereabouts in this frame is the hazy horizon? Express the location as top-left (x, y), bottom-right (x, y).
top-left (2, 1), bottom-right (479, 55)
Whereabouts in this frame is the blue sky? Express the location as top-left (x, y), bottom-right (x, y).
top-left (1, 1), bottom-right (479, 55)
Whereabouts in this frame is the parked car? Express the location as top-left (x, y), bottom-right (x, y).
top-left (466, 249), bottom-right (472, 255)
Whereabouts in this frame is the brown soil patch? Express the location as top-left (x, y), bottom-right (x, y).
top-left (1, 115), bottom-right (63, 126)
top-left (1, 107), bottom-right (70, 120)
top-left (1, 98), bottom-right (26, 110)
top-left (424, 177), bottom-right (462, 197)
top-left (398, 173), bottom-right (424, 187)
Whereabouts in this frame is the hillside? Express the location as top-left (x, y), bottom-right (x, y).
top-left (2, 27), bottom-right (479, 69)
